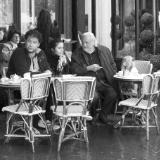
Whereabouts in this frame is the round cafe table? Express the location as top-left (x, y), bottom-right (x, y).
top-left (113, 74), bottom-right (145, 82)
top-left (0, 80), bottom-right (20, 105)
top-left (113, 74), bottom-right (146, 99)
top-left (113, 74), bottom-right (146, 122)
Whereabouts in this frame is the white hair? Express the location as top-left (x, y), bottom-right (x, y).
top-left (82, 32), bottom-right (98, 47)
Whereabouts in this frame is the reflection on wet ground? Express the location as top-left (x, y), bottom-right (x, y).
top-left (0, 112), bottom-right (160, 160)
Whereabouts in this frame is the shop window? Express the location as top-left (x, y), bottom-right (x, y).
top-left (0, 0), bottom-right (13, 30)
top-left (112, 0), bottom-right (160, 72)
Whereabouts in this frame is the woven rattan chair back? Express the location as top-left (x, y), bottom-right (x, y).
top-left (134, 60), bottom-right (153, 74)
top-left (142, 74), bottom-right (154, 95)
top-left (2, 73), bottom-right (52, 152)
top-left (20, 76), bottom-right (51, 100)
top-left (53, 77), bottom-right (96, 103)
top-left (31, 77), bottom-right (50, 100)
top-left (116, 74), bottom-right (160, 140)
top-left (52, 76), bottom-right (96, 151)
top-left (20, 78), bottom-right (31, 100)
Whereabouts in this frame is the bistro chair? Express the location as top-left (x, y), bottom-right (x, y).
top-left (114, 60), bottom-right (153, 116)
top-left (2, 73), bottom-right (52, 152)
top-left (115, 74), bottom-right (160, 140)
top-left (51, 76), bottom-right (96, 151)
top-left (134, 60), bottom-right (153, 74)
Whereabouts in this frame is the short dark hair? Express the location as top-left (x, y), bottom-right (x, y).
top-left (49, 39), bottom-right (63, 49)
top-left (25, 29), bottom-right (42, 43)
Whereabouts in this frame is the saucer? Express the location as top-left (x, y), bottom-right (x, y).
top-left (0, 77), bottom-right (9, 83)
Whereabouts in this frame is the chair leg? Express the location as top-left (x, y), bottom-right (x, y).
top-left (152, 108), bottom-right (160, 134)
top-left (121, 114), bottom-right (125, 127)
top-left (5, 113), bottom-right (13, 143)
top-left (38, 114), bottom-right (52, 144)
top-left (114, 100), bottom-right (119, 117)
top-left (28, 116), bottom-right (35, 152)
top-left (51, 115), bottom-right (57, 136)
top-left (58, 118), bottom-right (67, 152)
top-left (83, 119), bottom-right (88, 143)
top-left (31, 141), bottom-right (35, 153)
top-left (146, 110), bottom-right (149, 141)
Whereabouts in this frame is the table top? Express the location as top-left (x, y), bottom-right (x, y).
top-left (0, 75), bottom-right (96, 87)
top-left (113, 74), bottom-right (147, 82)
top-left (52, 75), bottom-right (96, 82)
top-left (0, 80), bottom-right (20, 88)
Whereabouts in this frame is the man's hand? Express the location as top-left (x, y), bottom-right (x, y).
top-left (87, 64), bottom-right (103, 72)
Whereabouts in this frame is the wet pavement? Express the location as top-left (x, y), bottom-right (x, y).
top-left (0, 112), bottom-right (160, 160)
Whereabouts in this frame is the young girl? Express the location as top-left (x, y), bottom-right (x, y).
top-left (40, 39), bottom-right (71, 127)
top-left (47, 39), bottom-right (70, 75)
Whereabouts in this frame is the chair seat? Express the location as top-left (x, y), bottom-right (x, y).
top-left (119, 98), bottom-right (157, 110)
top-left (2, 104), bottom-right (45, 116)
top-left (51, 104), bottom-right (92, 120)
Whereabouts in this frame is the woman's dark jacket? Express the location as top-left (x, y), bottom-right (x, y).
top-left (46, 51), bottom-right (70, 76)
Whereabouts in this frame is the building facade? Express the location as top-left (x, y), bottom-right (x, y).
top-left (0, 0), bottom-right (160, 58)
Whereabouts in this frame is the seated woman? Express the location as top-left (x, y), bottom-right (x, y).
top-left (0, 43), bottom-right (13, 77)
top-left (47, 39), bottom-right (71, 75)
top-left (0, 29), bottom-right (7, 43)
top-left (7, 30), bottom-right (21, 51)
top-left (39, 39), bottom-right (71, 128)
top-left (0, 31), bottom-right (21, 77)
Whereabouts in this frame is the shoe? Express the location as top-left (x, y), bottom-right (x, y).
top-left (53, 124), bottom-right (60, 130)
top-left (83, 111), bottom-right (93, 121)
top-left (38, 119), bottom-right (51, 128)
top-left (38, 120), bottom-right (46, 128)
top-left (38, 120), bottom-right (45, 128)
top-left (99, 113), bottom-right (109, 124)
top-left (46, 120), bottom-right (51, 125)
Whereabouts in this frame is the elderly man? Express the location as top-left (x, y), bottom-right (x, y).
top-left (70, 32), bottom-right (118, 124)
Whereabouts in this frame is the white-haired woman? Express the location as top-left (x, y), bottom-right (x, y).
top-left (121, 55), bottom-right (138, 76)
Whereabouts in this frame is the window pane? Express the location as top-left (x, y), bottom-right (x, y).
top-left (0, 0), bottom-right (13, 29)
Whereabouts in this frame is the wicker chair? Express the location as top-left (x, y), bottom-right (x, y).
top-left (114, 60), bottom-right (153, 116)
top-left (134, 60), bottom-right (153, 74)
top-left (2, 73), bottom-right (51, 152)
top-left (115, 74), bottom-right (160, 140)
top-left (51, 76), bottom-right (96, 151)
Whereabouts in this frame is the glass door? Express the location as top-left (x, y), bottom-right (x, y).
top-left (112, 0), bottom-right (158, 59)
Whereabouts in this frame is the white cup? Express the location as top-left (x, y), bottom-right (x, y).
top-left (23, 72), bottom-right (31, 79)
top-left (10, 74), bottom-right (20, 81)
top-left (117, 71), bottom-right (123, 76)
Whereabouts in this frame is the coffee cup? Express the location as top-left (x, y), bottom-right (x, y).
top-left (23, 72), bottom-right (31, 79)
top-left (10, 74), bottom-right (20, 82)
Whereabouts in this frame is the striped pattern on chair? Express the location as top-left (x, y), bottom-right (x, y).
top-left (2, 73), bottom-right (52, 152)
top-left (51, 76), bottom-right (96, 151)
top-left (116, 74), bottom-right (160, 140)
top-left (134, 60), bottom-right (153, 74)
